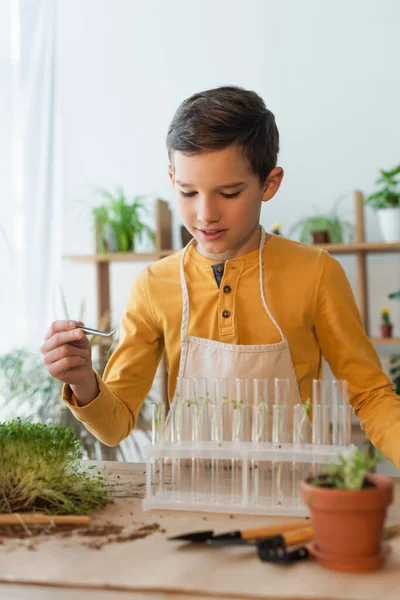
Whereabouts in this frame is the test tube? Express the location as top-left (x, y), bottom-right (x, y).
top-left (272, 378), bottom-right (289, 444)
top-left (175, 377), bottom-right (193, 441)
top-left (151, 402), bottom-right (166, 445)
top-left (151, 402), bottom-right (166, 498)
top-left (293, 403), bottom-right (308, 445)
top-left (190, 378), bottom-right (208, 501)
top-left (252, 378), bottom-right (269, 443)
top-left (331, 380), bottom-right (340, 445)
top-left (192, 377), bottom-right (208, 442)
top-left (211, 378), bottom-right (227, 503)
top-left (235, 377), bottom-right (250, 441)
top-left (338, 380), bottom-right (351, 446)
top-left (274, 377), bottom-right (290, 406)
top-left (312, 379), bottom-right (329, 445)
top-left (212, 378), bottom-right (228, 443)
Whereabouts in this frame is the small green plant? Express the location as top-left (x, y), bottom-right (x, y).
top-left (389, 355), bottom-right (400, 395)
top-left (380, 307), bottom-right (392, 325)
top-left (289, 201), bottom-right (353, 244)
top-left (0, 419), bottom-right (113, 514)
top-left (364, 164), bottom-right (400, 210)
top-left (296, 397), bottom-right (311, 444)
top-left (92, 188), bottom-right (155, 253)
top-left (310, 446), bottom-right (382, 491)
top-left (271, 221), bottom-right (282, 235)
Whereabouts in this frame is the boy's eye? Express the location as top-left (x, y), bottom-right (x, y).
top-left (221, 191), bottom-right (241, 199)
top-left (179, 190), bottom-right (242, 199)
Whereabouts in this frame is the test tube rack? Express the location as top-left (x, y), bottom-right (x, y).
top-left (143, 377), bottom-right (354, 517)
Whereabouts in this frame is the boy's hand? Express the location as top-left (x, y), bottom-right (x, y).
top-left (41, 321), bottom-right (97, 401)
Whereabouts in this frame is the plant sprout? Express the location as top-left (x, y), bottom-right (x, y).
top-left (311, 446), bottom-right (383, 490)
top-left (0, 419), bottom-right (113, 514)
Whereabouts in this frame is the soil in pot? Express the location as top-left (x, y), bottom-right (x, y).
top-left (300, 473), bottom-right (393, 572)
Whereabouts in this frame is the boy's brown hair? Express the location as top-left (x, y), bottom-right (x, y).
top-left (166, 86), bottom-right (279, 183)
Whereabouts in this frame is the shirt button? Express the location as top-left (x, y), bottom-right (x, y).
top-left (216, 266), bottom-right (224, 273)
top-left (222, 310), bottom-right (231, 318)
top-left (223, 285), bottom-right (232, 294)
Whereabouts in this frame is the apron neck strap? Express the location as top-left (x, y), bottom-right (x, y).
top-left (179, 227), bottom-right (285, 344)
top-left (258, 227), bottom-right (285, 341)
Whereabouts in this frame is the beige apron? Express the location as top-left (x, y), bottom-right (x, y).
top-left (165, 227), bottom-right (302, 442)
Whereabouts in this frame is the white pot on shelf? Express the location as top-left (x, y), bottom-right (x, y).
top-left (376, 207), bottom-right (400, 242)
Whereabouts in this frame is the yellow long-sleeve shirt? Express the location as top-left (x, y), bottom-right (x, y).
top-left (63, 234), bottom-right (400, 467)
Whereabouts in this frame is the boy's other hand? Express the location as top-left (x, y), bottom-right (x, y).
top-left (41, 320), bottom-right (94, 386)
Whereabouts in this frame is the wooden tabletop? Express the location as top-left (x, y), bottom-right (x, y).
top-left (1, 462), bottom-right (399, 600)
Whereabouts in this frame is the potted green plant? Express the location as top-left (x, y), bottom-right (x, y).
top-left (92, 188), bottom-right (155, 253)
top-left (380, 307), bottom-right (393, 338)
top-left (289, 203), bottom-right (353, 245)
top-left (300, 447), bottom-right (393, 572)
top-left (364, 164), bottom-right (400, 243)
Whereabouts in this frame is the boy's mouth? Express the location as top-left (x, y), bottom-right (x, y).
top-left (195, 228), bottom-right (227, 241)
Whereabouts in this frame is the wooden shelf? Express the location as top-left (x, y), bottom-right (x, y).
top-left (63, 250), bottom-right (175, 264)
top-left (370, 337), bottom-right (400, 345)
top-left (313, 241), bottom-right (400, 254)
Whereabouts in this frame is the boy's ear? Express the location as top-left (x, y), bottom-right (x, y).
top-left (168, 165), bottom-right (175, 184)
top-left (262, 167), bottom-right (284, 203)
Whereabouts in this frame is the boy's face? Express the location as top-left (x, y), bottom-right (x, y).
top-left (169, 145), bottom-right (283, 260)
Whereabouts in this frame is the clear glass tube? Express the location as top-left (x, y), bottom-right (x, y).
top-left (274, 378), bottom-right (289, 406)
top-left (272, 404), bottom-right (288, 444)
top-left (253, 378), bottom-right (268, 406)
top-left (312, 380), bottom-right (328, 446)
top-left (331, 380), bottom-right (340, 445)
top-left (212, 378), bottom-right (228, 442)
top-left (320, 403), bottom-right (330, 444)
top-left (191, 377), bottom-right (208, 441)
top-left (214, 377), bottom-right (228, 405)
top-left (332, 380), bottom-right (349, 445)
top-left (232, 405), bottom-right (244, 442)
top-left (252, 403), bottom-right (269, 442)
top-left (312, 379), bottom-right (328, 405)
top-left (293, 403), bottom-right (309, 445)
top-left (151, 402), bottom-right (166, 445)
top-left (312, 403), bottom-right (321, 445)
top-left (235, 378), bottom-right (249, 441)
top-left (339, 403), bottom-right (352, 446)
top-left (170, 402), bottom-right (181, 443)
top-left (235, 377), bottom-right (249, 405)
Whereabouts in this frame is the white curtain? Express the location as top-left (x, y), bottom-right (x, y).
top-left (1, 0), bottom-right (62, 353)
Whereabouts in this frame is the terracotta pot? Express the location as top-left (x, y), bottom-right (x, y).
top-left (380, 323), bottom-right (393, 338)
top-left (300, 473), bottom-right (393, 572)
top-left (311, 230), bottom-right (331, 244)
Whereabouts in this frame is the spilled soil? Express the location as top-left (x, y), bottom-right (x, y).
top-left (0, 521), bottom-right (163, 551)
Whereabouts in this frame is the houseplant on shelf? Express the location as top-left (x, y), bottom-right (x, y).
top-left (380, 307), bottom-right (393, 338)
top-left (92, 188), bottom-right (155, 253)
top-left (300, 447), bottom-right (393, 572)
top-left (289, 202), bottom-right (353, 245)
top-left (364, 164), bottom-right (400, 242)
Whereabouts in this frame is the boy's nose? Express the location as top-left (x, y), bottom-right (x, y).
top-left (197, 196), bottom-right (220, 224)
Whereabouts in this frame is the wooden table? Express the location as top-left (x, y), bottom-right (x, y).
top-left (0, 462), bottom-right (399, 600)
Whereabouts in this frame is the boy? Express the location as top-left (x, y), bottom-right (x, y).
top-left (41, 86), bottom-right (400, 467)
